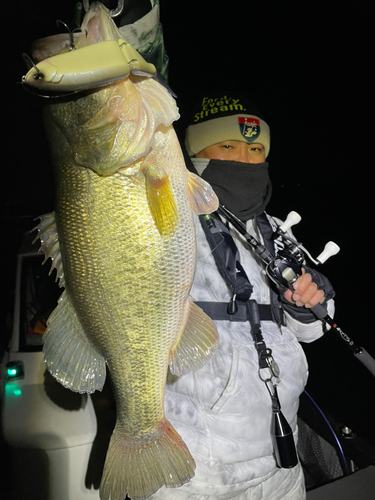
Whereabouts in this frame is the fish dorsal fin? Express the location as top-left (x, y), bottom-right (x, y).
top-left (43, 290), bottom-right (106, 393)
top-left (169, 298), bottom-right (219, 376)
top-left (187, 172), bottom-right (219, 215)
top-left (32, 212), bottom-right (65, 288)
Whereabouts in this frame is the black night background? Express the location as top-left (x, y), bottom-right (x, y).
top-left (2, 0), bottom-right (375, 480)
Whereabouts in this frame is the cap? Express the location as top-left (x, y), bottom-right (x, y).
top-left (185, 91), bottom-right (270, 158)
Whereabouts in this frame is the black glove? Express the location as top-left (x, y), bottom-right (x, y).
top-left (280, 266), bottom-right (335, 324)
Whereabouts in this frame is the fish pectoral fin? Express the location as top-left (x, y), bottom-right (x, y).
top-left (32, 212), bottom-right (65, 288)
top-left (187, 172), bottom-right (219, 215)
top-left (43, 290), bottom-right (106, 394)
top-left (100, 418), bottom-right (195, 500)
top-left (143, 163), bottom-right (179, 236)
top-left (169, 297), bottom-right (219, 376)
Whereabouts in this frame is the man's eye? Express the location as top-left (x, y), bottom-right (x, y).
top-left (222, 145), bottom-right (233, 149)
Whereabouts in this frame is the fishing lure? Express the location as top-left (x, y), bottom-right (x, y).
top-left (22, 38), bottom-right (156, 93)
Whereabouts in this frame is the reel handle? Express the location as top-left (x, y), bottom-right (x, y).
top-left (278, 211), bottom-right (301, 233)
top-left (316, 241), bottom-right (340, 264)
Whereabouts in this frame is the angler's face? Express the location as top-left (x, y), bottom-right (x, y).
top-left (195, 141), bottom-right (266, 164)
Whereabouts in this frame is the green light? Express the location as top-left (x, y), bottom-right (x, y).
top-left (5, 384), bottom-right (23, 398)
top-left (6, 361), bottom-right (24, 380)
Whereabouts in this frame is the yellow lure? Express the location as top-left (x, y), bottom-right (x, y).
top-left (23, 38), bottom-right (156, 92)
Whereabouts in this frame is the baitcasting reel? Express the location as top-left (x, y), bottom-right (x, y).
top-left (266, 210), bottom-right (340, 290)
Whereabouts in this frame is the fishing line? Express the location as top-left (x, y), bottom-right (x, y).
top-left (303, 390), bottom-right (351, 475)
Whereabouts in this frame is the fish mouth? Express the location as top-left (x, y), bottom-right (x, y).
top-left (79, 2), bottom-right (120, 46)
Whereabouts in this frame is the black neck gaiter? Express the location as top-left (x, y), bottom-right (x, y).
top-left (200, 160), bottom-right (272, 221)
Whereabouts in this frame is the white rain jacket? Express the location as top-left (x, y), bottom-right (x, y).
top-left (149, 214), bottom-right (334, 500)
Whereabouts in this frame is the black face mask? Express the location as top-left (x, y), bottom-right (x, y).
top-left (200, 160), bottom-right (272, 221)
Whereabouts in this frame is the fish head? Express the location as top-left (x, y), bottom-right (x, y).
top-left (24, 1), bottom-right (177, 176)
top-left (44, 75), bottom-right (179, 176)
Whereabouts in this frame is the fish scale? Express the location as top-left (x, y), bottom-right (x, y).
top-left (54, 145), bottom-right (192, 428)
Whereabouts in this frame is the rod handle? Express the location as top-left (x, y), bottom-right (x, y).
top-left (355, 348), bottom-right (375, 377)
top-left (310, 302), bottom-right (329, 320)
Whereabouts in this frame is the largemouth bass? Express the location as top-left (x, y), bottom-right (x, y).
top-left (26, 3), bottom-right (219, 499)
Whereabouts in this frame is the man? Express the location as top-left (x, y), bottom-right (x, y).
top-left (118, 3), bottom-right (335, 499)
top-left (147, 92), bottom-right (334, 500)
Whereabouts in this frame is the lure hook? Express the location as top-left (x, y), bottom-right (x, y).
top-left (73, 27), bottom-right (88, 39)
top-left (22, 53), bottom-right (43, 79)
top-left (56, 20), bottom-right (76, 50)
top-left (21, 52), bottom-right (80, 99)
top-left (83, 0), bottom-right (125, 17)
top-left (20, 81), bottom-right (80, 99)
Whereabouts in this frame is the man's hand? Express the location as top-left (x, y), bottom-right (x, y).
top-left (283, 268), bottom-right (325, 308)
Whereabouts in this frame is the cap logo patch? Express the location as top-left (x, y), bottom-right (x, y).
top-left (238, 117), bottom-right (260, 143)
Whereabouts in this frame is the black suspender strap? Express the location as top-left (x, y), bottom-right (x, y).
top-left (199, 212), bottom-right (285, 326)
top-left (194, 300), bottom-right (272, 370)
top-left (255, 213), bottom-right (285, 326)
top-left (247, 300), bottom-right (270, 369)
top-left (199, 214), bottom-right (253, 301)
top-left (195, 301), bottom-right (273, 322)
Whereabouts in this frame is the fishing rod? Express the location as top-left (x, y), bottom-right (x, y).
top-left (217, 204), bottom-right (375, 377)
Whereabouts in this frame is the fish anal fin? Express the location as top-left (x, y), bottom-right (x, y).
top-left (169, 298), bottom-right (219, 376)
top-left (43, 290), bottom-right (106, 394)
top-left (100, 418), bottom-right (195, 500)
top-left (187, 172), bottom-right (219, 215)
top-left (143, 163), bottom-right (178, 237)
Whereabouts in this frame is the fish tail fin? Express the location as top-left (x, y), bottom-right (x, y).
top-left (187, 172), bottom-right (219, 215)
top-left (100, 418), bottom-right (195, 500)
top-left (169, 298), bottom-right (219, 376)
